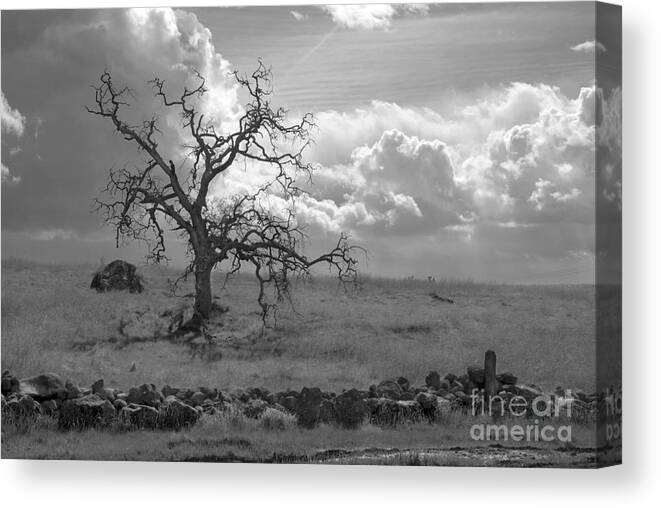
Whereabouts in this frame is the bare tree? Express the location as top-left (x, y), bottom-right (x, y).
top-left (88, 61), bottom-right (359, 329)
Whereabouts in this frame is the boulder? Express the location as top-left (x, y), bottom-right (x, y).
top-left (161, 385), bottom-right (180, 398)
top-left (159, 397), bottom-right (199, 430)
top-left (396, 377), bottom-right (410, 392)
top-left (425, 371), bottom-right (442, 390)
top-left (375, 380), bottom-right (403, 400)
top-left (91, 379), bottom-right (105, 395)
top-left (279, 395), bottom-right (298, 414)
top-left (6, 395), bottom-right (41, 422)
top-left (1, 371), bottom-right (20, 396)
top-left (121, 403), bottom-right (159, 429)
top-left (114, 399), bottom-right (128, 411)
top-left (333, 389), bottom-right (368, 429)
top-left (295, 387), bottom-right (323, 428)
top-left (190, 391), bottom-right (206, 406)
top-left (415, 392), bottom-right (438, 421)
top-left (19, 373), bottom-right (66, 401)
top-left (65, 380), bottom-right (82, 399)
top-left (398, 391), bottom-right (415, 401)
top-left (371, 397), bottom-right (399, 426)
top-left (91, 259), bottom-right (143, 293)
top-left (512, 384), bottom-right (543, 401)
top-left (396, 400), bottom-right (423, 423)
top-left (59, 394), bottom-right (116, 430)
top-left (496, 372), bottom-right (518, 386)
top-left (41, 399), bottom-right (59, 415)
top-left (126, 383), bottom-right (162, 407)
top-left (319, 399), bottom-right (336, 424)
top-left (467, 366), bottom-right (485, 387)
top-left (436, 396), bottom-right (452, 419)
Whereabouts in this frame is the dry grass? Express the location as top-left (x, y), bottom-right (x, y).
top-left (1, 407), bottom-right (598, 464)
top-left (1, 258), bottom-right (597, 392)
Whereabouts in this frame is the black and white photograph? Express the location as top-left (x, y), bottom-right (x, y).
top-left (1, 2), bottom-right (621, 468)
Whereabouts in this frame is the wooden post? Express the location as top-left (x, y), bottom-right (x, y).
top-left (484, 350), bottom-right (497, 400)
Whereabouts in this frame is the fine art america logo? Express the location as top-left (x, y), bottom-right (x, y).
top-left (468, 389), bottom-right (574, 443)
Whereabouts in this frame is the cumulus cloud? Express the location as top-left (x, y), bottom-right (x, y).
top-left (1, 91), bottom-right (26, 136)
top-left (285, 81), bottom-right (614, 238)
top-left (41, 8), bottom-right (240, 138)
top-left (291, 10), bottom-right (307, 21)
top-left (571, 40), bottom-right (607, 53)
top-left (1, 163), bottom-right (21, 185)
top-left (321, 4), bottom-right (429, 30)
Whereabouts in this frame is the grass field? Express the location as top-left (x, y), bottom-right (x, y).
top-left (1, 258), bottom-right (596, 394)
top-left (1, 258), bottom-right (611, 465)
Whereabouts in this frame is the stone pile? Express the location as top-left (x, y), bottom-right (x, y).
top-left (1, 365), bottom-right (600, 433)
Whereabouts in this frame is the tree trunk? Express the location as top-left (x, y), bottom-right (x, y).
top-left (194, 264), bottom-right (213, 320)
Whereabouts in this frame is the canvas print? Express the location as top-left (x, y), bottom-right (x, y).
top-left (1, 2), bottom-right (621, 467)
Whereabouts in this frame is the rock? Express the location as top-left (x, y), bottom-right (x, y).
top-left (371, 398), bottom-right (399, 426)
top-left (398, 391), bottom-right (415, 401)
top-left (396, 377), bottom-right (410, 392)
top-left (161, 385), bottom-right (179, 398)
top-left (512, 384), bottom-right (543, 401)
top-left (444, 373), bottom-right (457, 384)
top-left (1, 371), bottom-right (20, 396)
top-left (496, 372), bottom-right (518, 386)
top-left (19, 373), bottom-right (66, 401)
top-left (91, 379), bottom-right (105, 395)
top-left (319, 399), bottom-right (336, 424)
top-left (189, 391), bottom-right (206, 407)
top-left (126, 383), bottom-right (162, 407)
top-left (467, 366), bottom-right (485, 387)
top-left (279, 395), bottom-right (298, 414)
top-left (159, 397), bottom-right (199, 430)
top-left (436, 396), bottom-right (452, 419)
top-left (450, 381), bottom-right (464, 394)
top-left (199, 386), bottom-right (219, 400)
top-left (425, 371), bottom-right (442, 390)
top-left (396, 400), bottom-right (423, 422)
top-left (114, 399), bottom-right (127, 411)
top-left (65, 380), bottom-right (82, 399)
top-left (121, 404), bottom-right (159, 429)
top-left (333, 388), bottom-right (368, 429)
top-left (415, 392), bottom-right (438, 421)
top-left (59, 394), bottom-right (116, 430)
top-left (375, 380), bottom-right (402, 400)
top-left (91, 259), bottom-right (143, 293)
top-left (41, 399), bottom-right (59, 415)
top-left (295, 387), bottom-right (323, 428)
top-left (415, 391), bottom-right (437, 410)
top-left (6, 395), bottom-right (41, 422)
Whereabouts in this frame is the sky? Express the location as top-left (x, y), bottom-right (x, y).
top-left (1, 3), bottom-right (621, 283)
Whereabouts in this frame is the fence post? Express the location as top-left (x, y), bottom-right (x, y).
top-left (484, 350), bottom-right (497, 400)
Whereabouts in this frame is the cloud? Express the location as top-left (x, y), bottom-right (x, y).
top-left (291, 10), bottom-right (307, 22)
top-left (1, 8), bottom-right (242, 234)
top-left (320, 4), bottom-right (429, 30)
top-left (1, 163), bottom-right (21, 185)
top-left (287, 81), bottom-right (612, 238)
top-left (1, 91), bottom-right (26, 136)
top-left (571, 40), bottom-right (607, 53)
